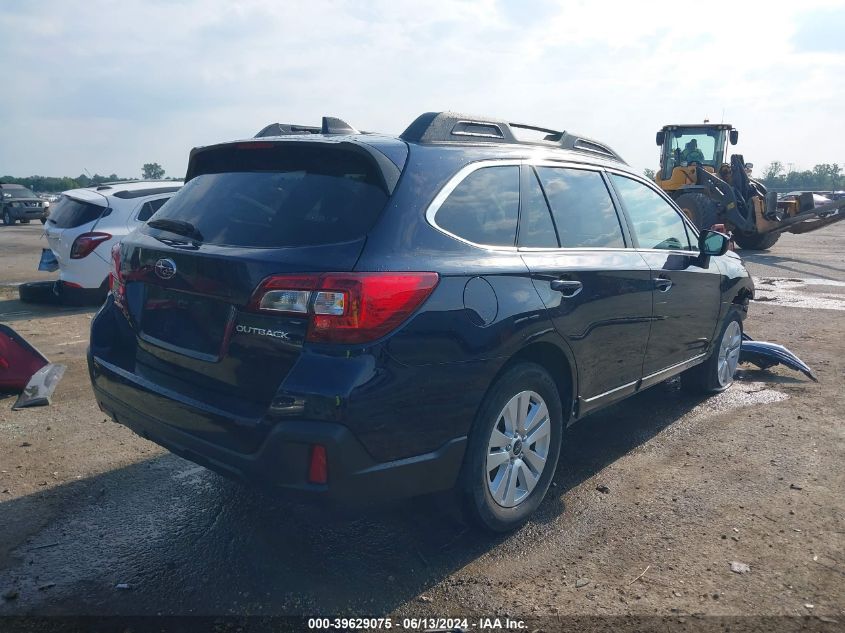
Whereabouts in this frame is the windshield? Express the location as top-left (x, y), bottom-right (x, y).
top-left (2, 187), bottom-right (37, 199)
top-left (661, 127), bottom-right (727, 179)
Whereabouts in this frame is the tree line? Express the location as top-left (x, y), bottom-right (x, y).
top-left (644, 163), bottom-right (844, 192)
top-left (1, 163), bottom-right (170, 193)
top-left (757, 162), bottom-right (843, 192)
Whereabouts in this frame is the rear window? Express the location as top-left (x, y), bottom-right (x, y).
top-left (47, 196), bottom-right (108, 229)
top-left (148, 145), bottom-right (389, 247)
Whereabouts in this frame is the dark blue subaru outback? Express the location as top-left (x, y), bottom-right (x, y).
top-left (88, 112), bottom-right (753, 531)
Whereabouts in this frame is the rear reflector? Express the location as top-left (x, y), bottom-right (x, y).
top-left (308, 444), bottom-right (328, 484)
top-left (70, 232), bottom-right (112, 259)
top-left (249, 272), bottom-right (439, 344)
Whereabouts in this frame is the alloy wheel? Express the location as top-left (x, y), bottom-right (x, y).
top-left (717, 321), bottom-right (742, 387)
top-left (486, 390), bottom-right (552, 508)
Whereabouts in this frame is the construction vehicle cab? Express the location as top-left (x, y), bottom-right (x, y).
top-left (654, 123), bottom-right (844, 250)
top-left (656, 124), bottom-right (737, 183)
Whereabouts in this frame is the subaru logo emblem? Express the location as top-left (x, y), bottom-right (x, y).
top-left (154, 258), bottom-right (177, 280)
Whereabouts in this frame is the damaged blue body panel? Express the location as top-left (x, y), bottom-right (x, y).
top-left (740, 333), bottom-right (817, 382)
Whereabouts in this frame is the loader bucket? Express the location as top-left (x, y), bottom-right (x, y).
top-left (740, 333), bottom-right (817, 382)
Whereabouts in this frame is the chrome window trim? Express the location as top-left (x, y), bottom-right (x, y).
top-left (426, 159), bottom-right (618, 251)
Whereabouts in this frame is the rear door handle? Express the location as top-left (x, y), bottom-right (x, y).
top-left (550, 279), bottom-right (583, 298)
top-left (654, 276), bottom-right (673, 292)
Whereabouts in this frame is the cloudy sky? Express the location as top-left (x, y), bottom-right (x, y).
top-left (1, 0), bottom-right (843, 179)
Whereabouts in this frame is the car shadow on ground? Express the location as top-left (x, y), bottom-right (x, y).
top-left (0, 297), bottom-right (98, 323)
top-left (0, 382), bottom-right (707, 616)
top-left (738, 251), bottom-right (845, 281)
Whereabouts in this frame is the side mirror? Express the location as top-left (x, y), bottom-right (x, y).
top-left (729, 129), bottom-right (739, 145)
top-left (656, 131), bottom-right (665, 146)
top-left (699, 229), bottom-right (730, 257)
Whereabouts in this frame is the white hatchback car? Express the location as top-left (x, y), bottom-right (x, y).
top-left (41, 181), bottom-right (182, 303)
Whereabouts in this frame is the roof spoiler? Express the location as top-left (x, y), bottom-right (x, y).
top-left (399, 111), bottom-right (625, 163)
top-left (255, 116), bottom-right (359, 138)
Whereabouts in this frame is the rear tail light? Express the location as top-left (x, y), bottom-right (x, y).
top-left (109, 243), bottom-right (126, 304)
top-left (249, 272), bottom-right (439, 344)
top-left (70, 232), bottom-right (111, 259)
top-left (307, 444), bottom-right (328, 484)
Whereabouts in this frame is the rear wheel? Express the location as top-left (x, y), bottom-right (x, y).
top-left (681, 313), bottom-right (743, 394)
top-left (18, 281), bottom-right (61, 304)
top-left (675, 192), bottom-right (720, 231)
top-left (734, 232), bottom-right (780, 251)
top-left (462, 363), bottom-right (563, 532)
top-left (3, 209), bottom-right (14, 226)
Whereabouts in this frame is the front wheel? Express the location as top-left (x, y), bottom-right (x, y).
top-left (681, 314), bottom-right (743, 394)
top-left (2, 210), bottom-right (14, 226)
top-left (734, 232), bottom-right (780, 251)
top-left (462, 363), bottom-right (563, 532)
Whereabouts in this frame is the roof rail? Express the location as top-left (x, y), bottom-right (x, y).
top-left (255, 116), bottom-right (359, 138)
top-left (399, 111), bottom-right (624, 163)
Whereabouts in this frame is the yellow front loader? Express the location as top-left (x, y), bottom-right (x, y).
top-left (655, 123), bottom-right (844, 250)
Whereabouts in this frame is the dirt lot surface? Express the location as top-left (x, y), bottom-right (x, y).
top-left (0, 222), bottom-right (843, 627)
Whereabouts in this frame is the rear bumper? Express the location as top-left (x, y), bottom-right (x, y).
top-left (89, 352), bottom-right (467, 505)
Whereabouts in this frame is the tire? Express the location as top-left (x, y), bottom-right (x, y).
top-left (40, 218), bottom-right (47, 225)
top-left (674, 192), bottom-right (720, 231)
top-left (734, 232), bottom-right (780, 251)
top-left (3, 209), bottom-right (14, 226)
top-left (18, 281), bottom-right (62, 304)
top-left (461, 363), bottom-right (563, 532)
top-left (681, 313), bottom-right (743, 394)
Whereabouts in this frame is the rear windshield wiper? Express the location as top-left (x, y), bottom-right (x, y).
top-left (147, 218), bottom-right (204, 242)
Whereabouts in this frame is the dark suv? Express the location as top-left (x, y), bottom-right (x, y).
top-left (1, 183), bottom-right (49, 225)
top-left (88, 112), bottom-right (753, 531)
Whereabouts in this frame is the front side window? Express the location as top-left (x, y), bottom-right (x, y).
top-left (534, 167), bottom-right (625, 249)
top-left (610, 175), bottom-right (692, 251)
top-left (435, 165), bottom-right (519, 247)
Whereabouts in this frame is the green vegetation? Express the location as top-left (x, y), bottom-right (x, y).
top-left (142, 162), bottom-right (165, 180)
top-left (759, 162), bottom-right (843, 192)
top-left (2, 163), bottom-right (175, 193)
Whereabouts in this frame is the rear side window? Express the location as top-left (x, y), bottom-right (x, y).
top-left (610, 175), bottom-right (692, 250)
top-left (518, 168), bottom-right (558, 248)
top-left (137, 197), bottom-right (170, 222)
top-left (435, 166), bottom-right (519, 247)
top-left (47, 196), bottom-right (108, 229)
top-left (151, 145), bottom-right (389, 247)
top-left (535, 168), bottom-right (626, 248)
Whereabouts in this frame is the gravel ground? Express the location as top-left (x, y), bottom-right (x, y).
top-left (0, 222), bottom-right (842, 628)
